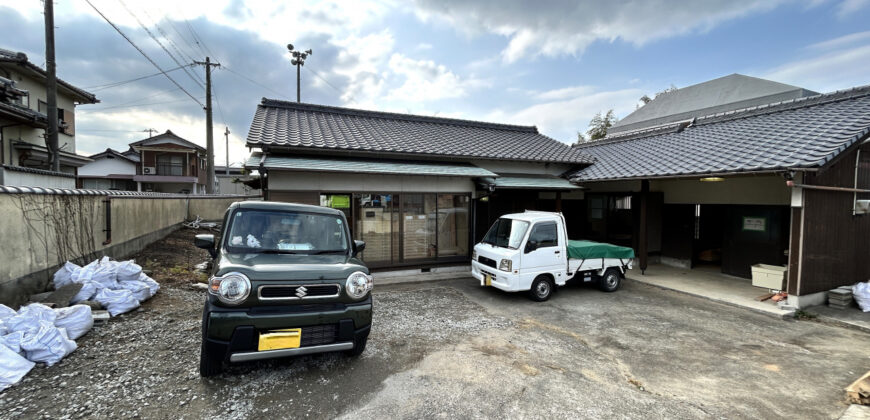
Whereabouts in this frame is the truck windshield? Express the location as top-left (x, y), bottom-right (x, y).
top-left (225, 210), bottom-right (349, 254)
top-left (481, 218), bottom-right (529, 249)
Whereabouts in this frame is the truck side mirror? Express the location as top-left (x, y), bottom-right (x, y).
top-left (525, 240), bottom-right (538, 253)
top-left (195, 234), bottom-right (217, 259)
top-left (353, 240), bottom-right (366, 257)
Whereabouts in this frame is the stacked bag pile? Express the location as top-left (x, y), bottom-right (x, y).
top-left (0, 257), bottom-right (160, 392)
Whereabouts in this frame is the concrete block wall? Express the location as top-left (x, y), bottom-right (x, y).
top-left (0, 191), bottom-right (259, 307)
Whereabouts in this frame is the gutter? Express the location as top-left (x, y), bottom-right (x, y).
top-left (786, 180), bottom-right (870, 194)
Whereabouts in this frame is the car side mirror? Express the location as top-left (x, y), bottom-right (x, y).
top-left (353, 240), bottom-right (366, 256)
top-left (525, 240), bottom-right (538, 253)
top-left (195, 234), bottom-right (217, 259)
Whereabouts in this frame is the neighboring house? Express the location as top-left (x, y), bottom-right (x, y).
top-left (77, 148), bottom-right (139, 190)
top-left (245, 99), bottom-right (590, 269)
top-left (128, 130), bottom-right (208, 193)
top-left (609, 74), bottom-right (817, 135)
top-left (215, 165), bottom-right (255, 195)
top-left (0, 48), bottom-right (98, 187)
top-left (569, 84), bottom-right (870, 308)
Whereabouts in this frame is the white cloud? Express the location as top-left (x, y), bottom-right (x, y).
top-left (806, 30), bottom-right (870, 50)
top-left (413, 0), bottom-right (786, 63)
top-left (534, 85), bottom-right (596, 101)
top-left (415, 42), bottom-right (433, 51)
top-left (764, 43), bottom-right (870, 92)
top-left (836, 0), bottom-right (870, 17)
top-left (385, 54), bottom-right (472, 101)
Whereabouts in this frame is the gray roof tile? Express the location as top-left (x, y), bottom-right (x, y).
top-left (570, 85), bottom-right (870, 181)
top-left (246, 99), bottom-right (593, 164)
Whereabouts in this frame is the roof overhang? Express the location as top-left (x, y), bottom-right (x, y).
top-left (13, 142), bottom-right (93, 167)
top-left (0, 102), bottom-right (48, 127)
top-left (477, 174), bottom-right (581, 190)
top-left (246, 153), bottom-right (498, 177)
top-left (133, 175), bottom-right (198, 183)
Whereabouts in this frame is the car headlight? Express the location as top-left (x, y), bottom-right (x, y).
top-left (471, 250), bottom-right (478, 261)
top-left (208, 272), bottom-right (251, 305)
top-left (346, 271), bottom-right (373, 299)
top-left (499, 259), bottom-right (512, 271)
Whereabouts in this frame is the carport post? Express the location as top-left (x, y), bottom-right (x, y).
top-left (640, 179), bottom-right (649, 274)
top-left (555, 191), bottom-right (562, 212)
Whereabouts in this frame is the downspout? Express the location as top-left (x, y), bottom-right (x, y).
top-left (258, 152), bottom-right (267, 200)
top-left (102, 196), bottom-right (112, 245)
top-left (854, 148), bottom-right (862, 216)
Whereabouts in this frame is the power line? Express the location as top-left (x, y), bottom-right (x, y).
top-left (304, 65), bottom-right (352, 100)
top-left (81, 96), bottom-right (204, 112)
top-left (92, 86), bottom-right (182, 109)
top-left (138, 6), bottom-right (205, 85)
top-left (117, 0), bottom-right (204, 90)
top-left (84, 0), bottom-right (204, 108)
top-left (83, 64), bottom-right (189, 91)
top-left (222, 65), bottom-right (292, 99)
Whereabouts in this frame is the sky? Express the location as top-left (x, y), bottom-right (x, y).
top-left (1, 0), bottom-right (870, 165)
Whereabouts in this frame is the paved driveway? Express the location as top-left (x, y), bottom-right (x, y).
top-left (2, 278), bottom-right (867, 419)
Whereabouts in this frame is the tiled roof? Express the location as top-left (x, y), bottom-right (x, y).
top-left (0, 101), bottom-right (47, 126)
top-left (246, 152), bottom-right (498, 177)
top-left (129, 130), bottom-right (205, 151)
top-left (0, 48), bottom-right (98, 104)
top-left (246, 99), bottom-right (593, 164)
top-left (570, 85), bottom-right (870, 182)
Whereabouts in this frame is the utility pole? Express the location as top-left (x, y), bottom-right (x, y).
top-left (143, 128), bottom-right (157, 138)
top-left (287, 44), bottom-right (312, 103)
top-left (224, 126), bottom-right (230, 175)
top-left (194, 57), bottom-right (220, 194)
top-left (44, 0), bottom-right (59, 171)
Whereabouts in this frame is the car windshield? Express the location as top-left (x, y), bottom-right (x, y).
top-left (481, 218), bottom-right (529, 250)
top-left (225, 209), bottom-right (349, 254)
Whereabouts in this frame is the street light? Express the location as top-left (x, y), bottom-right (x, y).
top-left (287, 44), bottom-right (312, 103)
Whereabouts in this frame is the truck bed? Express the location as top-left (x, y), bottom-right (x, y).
top-left (566, 240), bottom-right (635, 274)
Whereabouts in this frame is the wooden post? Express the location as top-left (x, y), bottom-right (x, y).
top-left (640, 179), bottom-right (649, 274)
top-left (555, 191), bottom-right (562, 212)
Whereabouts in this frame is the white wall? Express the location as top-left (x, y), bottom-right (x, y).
top-left (269, 171), bottom-right (476, 193)
top-left (0, 167), bottom-right (76, 188)
top-left (78, 156), bottom-right (137, 176)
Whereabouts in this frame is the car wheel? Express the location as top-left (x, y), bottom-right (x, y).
top-left (199, 340), bottom-right (223, 377)
top-left (345, 332), bottom-right (369, 357)
top-left (598, 268), bottom-right (621, 293)
top-left (528, 275), bottom-right (554, 302)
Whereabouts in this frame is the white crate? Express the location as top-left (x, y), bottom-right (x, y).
top-left (751, 264), bottom-right (786, 290)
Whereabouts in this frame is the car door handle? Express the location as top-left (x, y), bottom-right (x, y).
top-left (554, 251), bottom-right (560, 254)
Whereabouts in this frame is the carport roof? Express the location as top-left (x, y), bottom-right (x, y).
top-left (245, 152), bottom-right (498, 177)
top-left (569, 85), bottom-right (870, 182)
top-left (246, 99), bottom-right (594, 164)
top-left (480, 174), bottom-right (581, 190)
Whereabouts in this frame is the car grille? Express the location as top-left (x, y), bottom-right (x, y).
top-left (259, 284), bottom-right (341, 300)
top-left (300, 324), bottom-right (338, 347)
top-left (478, 255), bottom-right (498, 269)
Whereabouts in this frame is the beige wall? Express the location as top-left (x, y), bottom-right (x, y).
top-left (269, 171), bottom-right (476, 193)
top-left (3, 69), bottom-right (79, 157)
top-left (579, 175), bottom-right (790, 205)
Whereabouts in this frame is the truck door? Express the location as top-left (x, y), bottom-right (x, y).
top-left (522, 221), bottom-right (563, 273)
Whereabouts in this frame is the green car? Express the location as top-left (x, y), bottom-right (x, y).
top-left (194, 201), bottom-right (372, 376)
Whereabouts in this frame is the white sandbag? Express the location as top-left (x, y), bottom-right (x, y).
top-left (139, 273), bottom-right (160, 296)
top-left (0, 304), bottom-right (16, 320)
top-left (20, 321), bottom-right (77, 366)
top-left (116, 260), bottom-right (142, 282)
top-left (53, 305), bottom-right (93, 340)
top-left (853, 281), bottom-right (870, 312)
top-left (6, 304), bottom-right (56, 334)
top-left (95, 289), bottom-right (140, 316)
top-left (2, 331), bottom-right (25, 355)
top-left (91, 264), bottom-right (119, 290)
top-left (119, 280), bottom-right (150, 302)
top-left (52, 261), bottom-right (81, 289)
top-left (70, 281), bottom-right (98, 304)
top-left (0, 344), bottom-right (34, 392)
top-left (72, 259), bottom-right (98, 284)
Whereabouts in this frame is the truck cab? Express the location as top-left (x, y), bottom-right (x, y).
top-left (471, 211), bottom-right (634, 301)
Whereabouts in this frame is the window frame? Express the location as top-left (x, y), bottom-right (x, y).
top-left (528, 221), bottom-right (559, 249)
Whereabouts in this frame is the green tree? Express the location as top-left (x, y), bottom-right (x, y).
top-left (637, 84), bottom-right (678, 108)
top-left (583, 109), bottom-right (617, 142)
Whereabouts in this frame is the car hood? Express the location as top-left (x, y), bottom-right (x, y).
top-left (475, 242), bottom-right (520, 261)
top-left (216, 252), bottom-right (368, 280)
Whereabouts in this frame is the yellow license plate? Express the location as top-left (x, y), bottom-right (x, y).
top-left (258, 328), bottom-right (301, 351)
top-left (484, 274), bottom-right (492, 286)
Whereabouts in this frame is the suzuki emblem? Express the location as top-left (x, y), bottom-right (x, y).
top-left (295, 286), bottom-right (308, 298)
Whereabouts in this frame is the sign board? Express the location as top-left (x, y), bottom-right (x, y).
top-left (742, 217), bottom-right (766, 232)
top-left (329, 195), bottom-right (350, 209)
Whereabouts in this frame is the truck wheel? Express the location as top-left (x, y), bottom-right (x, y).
top-left (599, 269), bottom-right (621, 293)
top-left (528, 276), bottom-right (554, 302)
top-left (199, 340), bottom-right (223, 377)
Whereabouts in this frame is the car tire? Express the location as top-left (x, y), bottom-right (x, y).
top-left (598, 268), bottom-right (622, 293)
top-left (528, 275), bottom-right (554, 302)
top-left (345, 333), bottom-right (369, 357)
top-left (199, 340), bottom-right (223, 377)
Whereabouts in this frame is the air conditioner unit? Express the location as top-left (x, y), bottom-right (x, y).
top-left (142, 167), bottom-right (156, 175)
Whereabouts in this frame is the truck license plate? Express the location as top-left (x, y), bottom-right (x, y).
top-left (484, 274), bottom-right (492, 286)
top-left (258, 328), bottom-right (302, 351)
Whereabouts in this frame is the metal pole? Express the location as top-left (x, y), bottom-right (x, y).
top-left (296, 62), bottom-right (301, 103)
top-left (224, 126), bottom-right (230, 175)
top-left (205, 57), bottom-right (215, 194)
top-left (44, 0), bottom-right (59, 171)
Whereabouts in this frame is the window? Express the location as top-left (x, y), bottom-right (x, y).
top-left (482, 218), bottom-right (529, 250)
top-left (225, 210), bottom-right (349, 253)
top-left (59, 108), bottom-right (74, 135)
top-left (528, 222), bottom-right (558, 248)
top-left (613, 195), bottom-right (632, 210)
top-left (589, 197), bottom-right (605, 219)
top-left (156, 154), bottom-right (184, 176)
top-left (12, 92), bottom-right (28, 108)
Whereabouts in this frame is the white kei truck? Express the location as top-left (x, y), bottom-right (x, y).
top-left (471, 211), bottom-right (636, 301)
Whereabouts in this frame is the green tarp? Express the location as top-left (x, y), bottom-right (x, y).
top-left (567, 240), bottom-right (635, 260)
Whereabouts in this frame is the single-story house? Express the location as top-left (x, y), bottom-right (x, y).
top-left (77, 148), bottom-right (139, 190)
top-left (245, 99), bottom-right (591, 269)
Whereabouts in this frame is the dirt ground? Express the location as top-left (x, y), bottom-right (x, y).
top-left (2, 229), bottom-right (869, 419)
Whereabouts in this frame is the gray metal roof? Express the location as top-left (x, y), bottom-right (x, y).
top-left (611, 74), bottom-right (817, 134)
top-left (570, 85), bottom-right (870, 182)
top-left (246, 99), bottom-right (593, 164)
top-left (484, 175), bottom-right (580, 190)
top-left (246, 152), bottom-right (497, 177)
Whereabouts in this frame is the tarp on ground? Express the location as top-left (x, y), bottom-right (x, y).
top-left (567, 240), bottom-right (635, 260)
